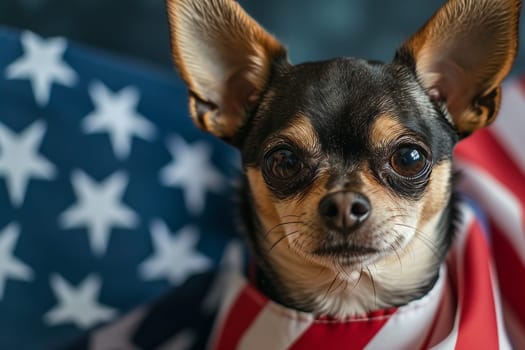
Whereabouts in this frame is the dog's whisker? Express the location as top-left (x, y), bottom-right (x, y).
top-left (264, 221), bottom-right (305, 238)
top-left (392, 222), bottom-right (441, 258)
top-left (333, 277), bottom-right (346, 295)
top-left (354, 268), bottom-right (364, 288)
top-left (413, 235), bottom-right (441, 259)
top-left (269, 230), bottom-right (300, 251)
top-left (342, 279), bottom-right (349, 295)
top-left (389, 242), bottom-right (404, 272)
top-left (366, 266), bottom-right (377, 307)
top-left (322, 272), bottom-right (341, 302)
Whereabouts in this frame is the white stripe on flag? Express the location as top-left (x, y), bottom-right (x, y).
top-left (364, 266), bottom-right (446, 350)
top-left (492, 81), bottom-right (525, 175)
top-left (490, 264), bottom-right (512, 350)
top-left (207, 271), bottom-right (247, 350)
top-left (455, 160), bottom-right (525, 266)
top-left (431, 204), bottom-right (475, 349)
top-left (237, 301), bottom-right (313, 350)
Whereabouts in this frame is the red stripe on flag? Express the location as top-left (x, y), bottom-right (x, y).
top-left (455, 129), bottom-right (525, 205)
top-left (289, 309), bottom-right (394, 349)
top-left (212, 286), bottom-right (267, 350)
top-left (454, 221), bottom-right (499, 349)
top-left (455, 112), bottom-right (525, 344)
top-left (492, 225), bottom-right (525, 332)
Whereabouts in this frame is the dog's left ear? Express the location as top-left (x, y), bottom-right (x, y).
top-left (166, 0), bottom-right (287, 143)
top-left (398, 0), bottom-right (521, 137)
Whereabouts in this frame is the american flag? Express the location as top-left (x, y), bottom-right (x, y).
top-left (1, 27), bottom-right (525, 349)
top-left (0, 28), bottom-right (240, 349)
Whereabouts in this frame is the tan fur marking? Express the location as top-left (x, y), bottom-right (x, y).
top-left (370, 114), bottom-right (408, 146)
top-left (280, 116), bottom-right (321, 155)
top-left (419, 161), bottom-right (452, 225)
top-left (246, 165), bottom-right (330, 250)
top-left (246, 168), bottom-right (281, 232)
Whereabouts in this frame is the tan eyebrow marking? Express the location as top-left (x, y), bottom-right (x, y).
top-left (370, 114), bottom-right (409, 146)
top-left (279, 114), bottom-right (320, 154)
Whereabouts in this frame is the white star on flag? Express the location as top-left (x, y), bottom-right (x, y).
top-left (5, 31), bottom-right (77, 106)
top-left (160, 136), bottom-right (225, 216)
top-left (139, 219), bottom-right (212, 286)
top-left (59, 170), bottom-right (139, 256)
top-left (44, 274), bottom-right (117, 329)
top-left (0, 121), bottom-right (57, 207)
top-left (82, 81), bottom-right (157, 160)
top-left (0, 223), bottom-right (34, 300)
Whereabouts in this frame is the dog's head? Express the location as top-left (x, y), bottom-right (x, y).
top-left (166, 0), bottom-right (520, 316)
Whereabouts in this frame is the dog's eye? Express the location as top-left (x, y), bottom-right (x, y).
top-left (390, 146), bottom-right (429, 178)
top-left (265, 148), bottom-right (303, 179)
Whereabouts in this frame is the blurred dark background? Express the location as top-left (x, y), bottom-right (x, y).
top-left (0, 0), bottom-right (524, 74)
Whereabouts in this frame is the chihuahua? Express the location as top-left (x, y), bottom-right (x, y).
top-left (166, 0), bottom-right (520, 317)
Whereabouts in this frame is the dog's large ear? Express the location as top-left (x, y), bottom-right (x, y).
top-left (397, 0), bottom-right (521, 137)
top-left (166, 0), bottom-right (286, 142)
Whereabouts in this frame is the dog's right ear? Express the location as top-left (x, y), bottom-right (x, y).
top-left (397, 0), bottom-right (521, 137)
top-left (166, 0), bottom-right (287, 143)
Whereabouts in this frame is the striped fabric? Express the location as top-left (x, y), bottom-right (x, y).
top-left (209, 78), bottom-right (525, 350)
top-left (455, 76), bottom-right (525, 349)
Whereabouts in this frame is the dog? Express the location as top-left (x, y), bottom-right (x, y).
top-left (165, 0), bottom-right (521, 318)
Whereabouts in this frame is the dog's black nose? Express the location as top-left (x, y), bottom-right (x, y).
top-left (318, 191), bottom-right (371, 232)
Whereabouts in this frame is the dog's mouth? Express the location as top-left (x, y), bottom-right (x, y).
top-left (312, 244), bottom-right (381, 265)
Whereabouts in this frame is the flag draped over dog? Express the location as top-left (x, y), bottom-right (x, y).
top-left (1, 27), bottom-right (525, 349)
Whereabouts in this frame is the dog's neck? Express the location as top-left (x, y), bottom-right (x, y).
top-left (243, 186), bottom-right (456, 317)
